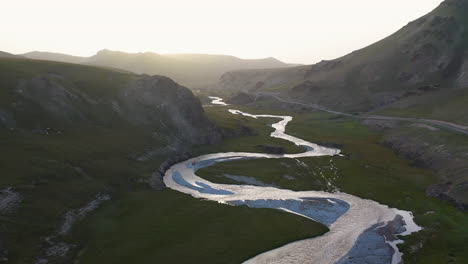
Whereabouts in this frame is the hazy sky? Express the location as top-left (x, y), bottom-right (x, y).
top-left (2, 0), bottom-right (443, 64)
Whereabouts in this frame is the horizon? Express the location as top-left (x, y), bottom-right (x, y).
top-left (2, 0), bottom-right (443, 64)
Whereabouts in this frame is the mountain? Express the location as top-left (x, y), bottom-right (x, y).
top-left (0, 51), bottom-right (23, 59)
top-left (0, 57), bottom-right (218, 142)
top-left (22, 51), bottom-right (86, 64)
top-left (0, 57), bottom-right (221, 262)
top-left (216, 0), bottom-right (468, 209)
top-left (21, 50), bottom-right (295, 88)
top-left (218, 0), bottom-right (468, 123)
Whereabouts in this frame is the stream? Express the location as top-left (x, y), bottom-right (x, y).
top-left (163, 96), bottom-right (421, 264)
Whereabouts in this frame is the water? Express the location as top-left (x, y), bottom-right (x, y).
top-left (163, 97), bottom-right (421, 264)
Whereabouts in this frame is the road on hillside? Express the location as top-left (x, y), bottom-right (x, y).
top-left (258, 93), bottom-right (468, 136)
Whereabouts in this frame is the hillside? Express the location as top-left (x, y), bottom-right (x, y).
top-left (0, 58), bottom-right (221, 263)
top-left (21, 50), bottom-right (294, 88)
top-left (0, 58), bottom-right (219, 141)
top-left (0, 51), bottom-right (22, 59)
top-left (218, 0), bottom-right (468, 123)
top-left (22, 51), bottom-right (86, 64)
top-left (215, 0), bottom-right (468, 210)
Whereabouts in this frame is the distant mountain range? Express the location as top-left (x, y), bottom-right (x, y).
top-left (20, 50), bottom-right (297, 88)
top-left (0, 51), bottom-right (23, 59)
top-left (218, 0), bottom-right (468, 124)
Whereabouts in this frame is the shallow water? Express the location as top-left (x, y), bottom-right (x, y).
top-left (163, 98), bottom-right (421, 264)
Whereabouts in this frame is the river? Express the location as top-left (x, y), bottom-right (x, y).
top-left (163, 97), bottom-right (421, 264)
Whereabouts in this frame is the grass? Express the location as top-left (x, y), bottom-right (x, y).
top-left (0, 58), bottom-right (134, 102)
top-left (73, 105), bottom-right (329, 264)
top-left (0, 125), bottom-right (165, 263)
top-left (196, 106), bottom-right (468, 264)
top-left (195, 105), bottom-right (305, 154)
top-left (0, 58), bottom-right (329, 264)
top-left (77, 190), bottom-right (328, 264)
top-left (375, 88), bottom-right (468, 126)
top-left (2, 56), bottom-right (466, 263)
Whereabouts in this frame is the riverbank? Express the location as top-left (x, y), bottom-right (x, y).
top-left (164, 99), bottom-right (421, 264)
top-left (197, 103), bottom-right (468, 264)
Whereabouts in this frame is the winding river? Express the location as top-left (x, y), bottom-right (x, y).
top-left (163, 96), bottom-right (421, 264)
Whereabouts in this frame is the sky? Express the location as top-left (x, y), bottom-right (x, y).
top-left (1, 0), bottom-right (443, 64)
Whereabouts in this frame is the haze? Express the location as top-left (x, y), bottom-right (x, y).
top-left (2, 0), bottom-right (442, 64)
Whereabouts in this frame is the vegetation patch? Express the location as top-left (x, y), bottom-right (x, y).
top-left (78, 190), bottom-right (328, 264)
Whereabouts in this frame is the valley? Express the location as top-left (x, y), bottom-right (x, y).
top-left (198, 99), bottom-right (468, 264)
top-left (1, 0), bottom-right (468, 263)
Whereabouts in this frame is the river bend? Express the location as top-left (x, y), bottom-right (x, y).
top-left (163, 97), bottom-right (421, 264)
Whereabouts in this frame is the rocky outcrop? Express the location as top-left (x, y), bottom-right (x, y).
top-left (34, 194), bottom-right (111, 264)
top-left (147, 152), bottom-right (193, 190)
top-left (364, 120), bottom-right (468, 209)
top-left (0, 60), bottom-right (221, 146)
top-left (0, 187), bottom-right (21, 215)
top-left (120, 75), bottom-right (221, 144)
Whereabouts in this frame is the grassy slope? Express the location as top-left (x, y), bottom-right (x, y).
top-left (195, 105), bottom-right (305, 154)
top-left (198, 106), bottom-right (468, 264)
top-left (0, 126), bottom-right (165, 263)
top-left (78, 190), bottom-right (327, 264)
top-left (0, 58), bottom-right (133, 101)
top-left (374, 1), bottom-right (468, 126)
top-left (0, 59), bottom-right (327, 263)
top-left (0, 59), bottom-right (158, 262)
top-left (375, 87), bottom-right (468, 126)
top-left (74, 107), bottom-right (327, 264)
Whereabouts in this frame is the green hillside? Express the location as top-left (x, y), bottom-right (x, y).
top-left (0, 58), bottom-right (326, 264)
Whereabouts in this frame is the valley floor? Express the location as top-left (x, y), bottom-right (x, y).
top-left (195, 103), bottom-right (468, 264)
top-left (2, 97), bottom-right (467, 264)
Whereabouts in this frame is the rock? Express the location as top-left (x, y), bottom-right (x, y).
top-left (148, 172), bottom-right (165, 191)
top-left (158, 153), bottom-right (192, 175)
top-left (146, 153), bottom-right (194, 191)
top-left (378, 125), bottom-right (468, 210)
top-left (58, 194), bottom-right (111, 235)
top-left (0, 187), bottom-right (21, 215)
top-left (2, 66), bottom-right (222, 146)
